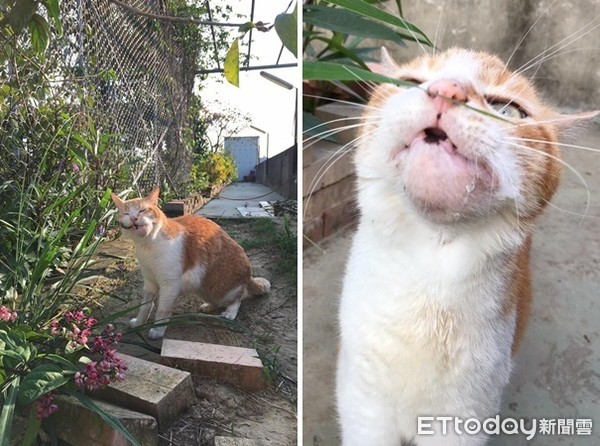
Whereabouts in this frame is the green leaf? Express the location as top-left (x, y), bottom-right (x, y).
top-left (303, 60), bottom-right (413, 86)
top-left (238, 21), bottom-right (254, 35)
top-left (323, 0), bottom-right (432, 46)
top-left (64, 389), bottom-right (142, 446)
top-left (274, 4), bottom-right (298, 58)
top-left (0, 377), bottom-right (19, 446)
top-left (17, 364), bottom-right (70, 406)
top-left (29, 13), bottom-right (50, 53)
top-left (22, 405), bottom-right (42, 446)
top-left (42, 0), bottom-right (62, 35)
top-left (5, 0), bottom-right (36, 35)
top-left (304, 5), bottom-right (406, 47)
top-left (310, 36), bottom-right (369, 69)
top-left (224, 37), bottom-right (240, 87)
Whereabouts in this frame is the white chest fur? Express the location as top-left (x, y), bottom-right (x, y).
top-left (336, 184), bottom-right (521, 445)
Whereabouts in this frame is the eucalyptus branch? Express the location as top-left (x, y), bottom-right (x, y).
top-left (106, 0), bottom-right (249, 28)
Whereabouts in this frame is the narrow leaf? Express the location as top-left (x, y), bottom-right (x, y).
top-left (304, 5), bottom-right (406, 47)
top-left (0, 377), bottom-right (20, 446)
top-left (323, 0), bottom-right (432, 46)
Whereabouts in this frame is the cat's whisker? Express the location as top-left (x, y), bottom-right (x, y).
top-left (304, 124), bottom-right (387, 221)
top-left (303, 115), bottom-right (381, 139)
top-left (432, 0), bottom-right (447, 57)
top-left (504, 115), bottom-right (589, 128)
top-left (542, 199), bottom-right (600, 221)
top-left (503, 141), bottom-right (591, 219)
top-left (502, 0), bottom-right (559, 76)
top-left (303, 120), bottom-right (382, 148)
top-left (504, 137), bottom-right (600, 154)
top-left (517, 46), bottom-right (600, 81)
top-left (513, 15), bottom-right (600, 78)
top-left (375, 1), bottom-right (429, 55)
top-left (303, 93), bottom-right (377, 111)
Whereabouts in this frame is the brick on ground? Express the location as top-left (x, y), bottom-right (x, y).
top-left (92, 353), bottom-right (194, 429)
top-left (161, 339), bottom-right (265, 391)
top-left (52, 394), bottom-right (158, 446)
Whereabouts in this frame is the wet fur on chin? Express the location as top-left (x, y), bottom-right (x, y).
top-left (336, 48), bottom-right (598, 446)
top-left (110, 188), bottom-right (270, 339)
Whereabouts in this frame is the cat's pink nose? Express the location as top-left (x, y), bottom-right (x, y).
top-left (427, 79), bottom-right (468, 114)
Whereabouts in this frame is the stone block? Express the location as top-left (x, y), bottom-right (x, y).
top-left (214, 437), bottom-right (270, 446)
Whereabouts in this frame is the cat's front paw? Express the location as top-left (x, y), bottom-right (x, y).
top-left (148, 327), bottom-right (166, 340)
top-left (128, 318), bottom-right (139, 328)
top-left (199, 302), bottom-right (216, 313)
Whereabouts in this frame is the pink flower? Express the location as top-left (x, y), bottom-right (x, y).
top-left (36, 393), bottom-right (58, 419)
top-left (49, 320), bottom-right (61, 335)
top-left (0, 306), bottom-right (17, 322)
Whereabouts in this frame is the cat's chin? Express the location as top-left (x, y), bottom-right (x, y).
top-left (132, 223), bottom-right (153, 238)
top-left (397, 137), bottom-right (498, 224)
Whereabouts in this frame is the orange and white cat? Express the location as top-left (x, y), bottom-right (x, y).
top-left (111, 188), bottom-right (270, 339)
top-left (336, 48), bottom-right (598, 445)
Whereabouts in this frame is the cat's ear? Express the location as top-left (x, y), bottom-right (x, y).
top-left (147, 187), bottom-right (160, 205)
top-left (555, 110), bottom-right (599, 143)
top-left (367, 47), bottom-right (400, 78)
top-left (110, 193), bottom-right (124, 209)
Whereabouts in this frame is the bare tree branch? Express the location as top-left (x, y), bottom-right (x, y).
top-left (106, 0), bottom-right (247, 28)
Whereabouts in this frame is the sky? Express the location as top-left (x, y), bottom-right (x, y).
top-left (199, 1), bottom-right (298, 158)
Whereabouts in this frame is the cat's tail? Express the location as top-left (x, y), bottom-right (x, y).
top-left (244, 277), bottom-right (271, 299)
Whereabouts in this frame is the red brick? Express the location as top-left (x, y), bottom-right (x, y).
top-left (93, 354), bottom-right (194, 429)
top-left (161, 339), bottom-right (265, 391)
top-left (52, 395), bottom-right (158, 446)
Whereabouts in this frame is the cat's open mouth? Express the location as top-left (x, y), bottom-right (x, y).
top-left (421, 127), bottom-right (459, 156)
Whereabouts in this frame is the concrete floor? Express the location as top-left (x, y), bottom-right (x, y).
top-left (197, 182), bottom-right (283, 219)
top-left (303, 125), bottom-right (600, 445)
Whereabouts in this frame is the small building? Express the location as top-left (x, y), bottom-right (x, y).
top-left (224, 136), bottom-right (260, 182)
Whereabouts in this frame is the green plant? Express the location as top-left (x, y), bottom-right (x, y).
top-left (198, 152), bottom-right (238, 187)
top-left (0, 307), bottom-right (136, 446)
top-left (257, 344), bottom-right (282, 385)
top-left (302, 0), bottom-right (432, 132)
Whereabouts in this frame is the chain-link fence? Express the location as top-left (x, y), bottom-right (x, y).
top-left (1, 0), bottom-right (209, 196)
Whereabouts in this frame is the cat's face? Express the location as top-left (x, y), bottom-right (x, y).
top-left (358, 48), bottom-right (592, 226)
top-left (111, 188), bottom-right (162, 238)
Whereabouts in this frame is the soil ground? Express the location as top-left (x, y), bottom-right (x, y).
top-left (90, 216), bottom-right (297, 445)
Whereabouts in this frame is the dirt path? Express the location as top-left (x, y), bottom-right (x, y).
top-left (90, 216), bottom-right (297, 445)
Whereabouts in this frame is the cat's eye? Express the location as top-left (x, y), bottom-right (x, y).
top-left (487, 99), bottom-right (528, 119)
top-left (139, 209), bottom-right (147, 213)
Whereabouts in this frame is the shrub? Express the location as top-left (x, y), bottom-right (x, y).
top-left (197, 152), bottom-right (238, 188)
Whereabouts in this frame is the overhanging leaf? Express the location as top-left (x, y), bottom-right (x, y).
top-left (275, 4), bottom-right (298, 57)
top-left (303, 60), bottom-right (413, 86)
top-left (224, 37), bottom-right (240, 87)
top-left (304, 5), bottom-right (406, 47)
top-left (323, 0), bottom-right (432, 46)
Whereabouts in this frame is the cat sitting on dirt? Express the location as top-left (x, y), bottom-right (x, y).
top-left (111, 187), bottom-right (270, 339)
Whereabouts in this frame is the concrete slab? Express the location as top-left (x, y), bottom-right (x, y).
top-left (302, 125), bottom-right (600, 445)
top-left (197, 182), bottom-right (283, 219)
